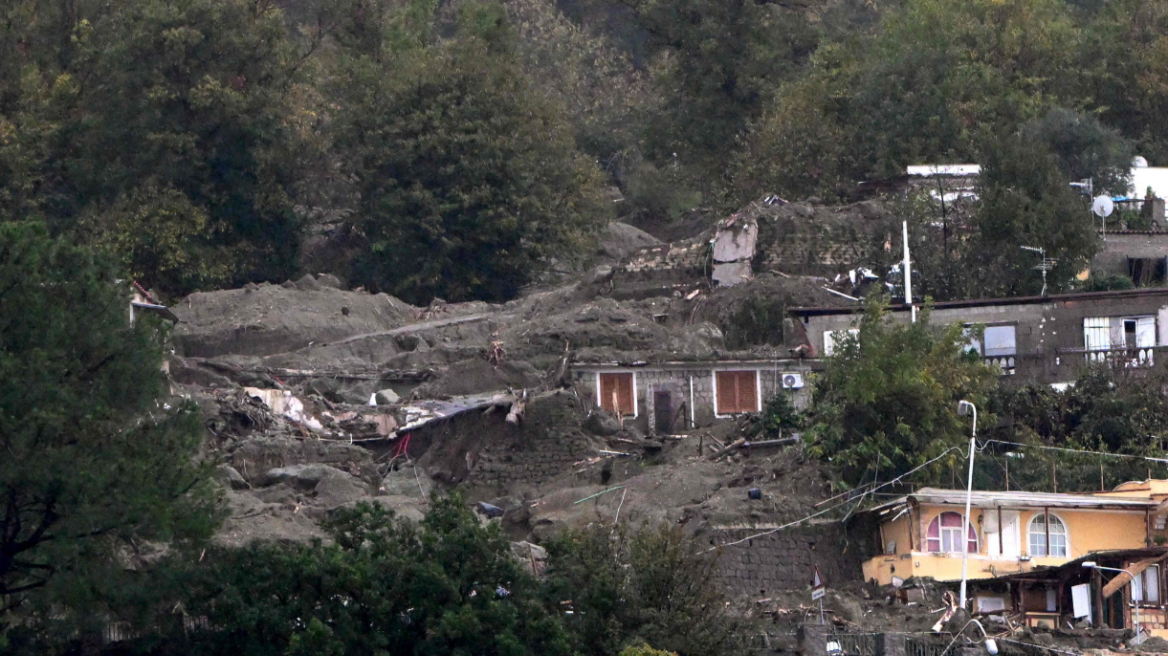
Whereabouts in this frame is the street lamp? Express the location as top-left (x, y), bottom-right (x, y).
top-left (1083, 561), bottom-right (1143, 642)
top-left (957, 400), bottom-right (978, 610)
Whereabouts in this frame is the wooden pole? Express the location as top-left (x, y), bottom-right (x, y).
top-left (1044, 507), bottom-right (1051, 557)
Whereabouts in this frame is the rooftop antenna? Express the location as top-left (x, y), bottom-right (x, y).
top-left (1021, 246), bottom-right (1056, 296)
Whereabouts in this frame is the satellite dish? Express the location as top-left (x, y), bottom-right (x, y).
top-left (1093, 195), bottom-right (1114, 218)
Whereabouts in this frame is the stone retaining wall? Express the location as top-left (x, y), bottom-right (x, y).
top-left (713, 523), bottom-right (868, 597)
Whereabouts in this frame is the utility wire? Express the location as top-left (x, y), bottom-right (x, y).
top-left (981, 439), bottom-right (1168, 464)
top-left (712, 445), bottom-right (965, 551)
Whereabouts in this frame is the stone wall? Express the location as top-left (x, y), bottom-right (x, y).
top-left (712, 523), bottom-right (869, 597)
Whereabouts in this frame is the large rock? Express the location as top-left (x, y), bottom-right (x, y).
top-left (315, 475), bottom-right (369, 507)
top-left (583, 412), bottom-right (621, 436)
top-left (374, 388), bottom-right (401, 406)
top-left (259, 463), bottom-right (354, 489)
top-left (213, 464), bottom-right (250, 490)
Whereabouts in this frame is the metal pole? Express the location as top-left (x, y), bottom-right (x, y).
top-left (1090, 565), bottom-right (1141, 640)
top-left (903, 221), bottom-right (915, 323)
top-left (819, 597), bottom-right (825, 625)
top-left (959, 404), bottom-right (978, 609)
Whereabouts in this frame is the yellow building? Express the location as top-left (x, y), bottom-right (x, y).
top-left (861, 487), bottom-right (1159, 586)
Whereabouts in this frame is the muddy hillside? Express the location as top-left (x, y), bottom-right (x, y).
top-left (167, 203), bottom-right (878, 597)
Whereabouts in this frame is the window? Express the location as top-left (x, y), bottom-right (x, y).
top-left (1028, 513), bottom-right (1068, 557)
top-left (1084, 317), bottom-right (1111, 352)
top-left (965, 324), bottom-right (1017, 375)
top-left (1133, 565), bottom-right (1161, 605)
top-left (715, 370), bottom-right (759, 415)
top-left (823, 329), bottom-right (859, 357)
top-left (926, 512), bottom-right (978, 554)
top-left (599, 373), bottom-right (635, 416)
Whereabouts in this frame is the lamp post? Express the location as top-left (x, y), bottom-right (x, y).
top-left (1083, 561), bottom-right (1142, 642)
top-left (957, 400), bottom-right (978, 610)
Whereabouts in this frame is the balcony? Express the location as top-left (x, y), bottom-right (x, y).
top-left (984, 355), bottom-right (1016, 375)
top-left (1084, 347), bottom-right (1156, 368)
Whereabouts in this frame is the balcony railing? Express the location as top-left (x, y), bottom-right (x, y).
top-left (1084, 347), bottom-right (1156, 368)
top-left (984, 355), bottom-right (1016, 375)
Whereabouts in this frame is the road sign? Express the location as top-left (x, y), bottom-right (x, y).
top-left (811, 565), bottom-right (825, 600)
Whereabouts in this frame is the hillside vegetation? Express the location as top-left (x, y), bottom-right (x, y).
top-left (4, 0), bottom-right (1166, 302)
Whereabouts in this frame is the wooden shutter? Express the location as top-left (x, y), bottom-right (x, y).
top-left (599, 373), bottom-right (634, 416)
top-left (716, 371), bottom-right (738, 414)
top-left (738, 371), bottom-right (757, 412)
top-left (716, 370), bottom-right (758, 414)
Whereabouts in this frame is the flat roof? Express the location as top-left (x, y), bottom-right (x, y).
top-left (871, 487), bottom-right (1158, 513)
top-left (790, 287), bottom-right (1168, 317)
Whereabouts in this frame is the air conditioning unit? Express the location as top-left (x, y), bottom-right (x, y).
top-left (781, 373), bottom-right (804, 389)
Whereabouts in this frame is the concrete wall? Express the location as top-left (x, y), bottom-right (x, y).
top-left (795, 289), bottom-right (1168, 386)
top-left (1092, 232), bottom-right (1168, 279)
top-left (572, 361), bottom-right (814, 431)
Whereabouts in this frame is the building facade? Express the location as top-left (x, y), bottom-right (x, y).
top-left (859, 488), bottom-right (1157, 587)
top-left (571, 359), bottom-right (814, 432)
top-left (791, 288), bottom-right (1168, 386)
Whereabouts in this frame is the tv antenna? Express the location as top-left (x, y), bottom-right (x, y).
top-left (1021, 246), bottom-right (1057, 296)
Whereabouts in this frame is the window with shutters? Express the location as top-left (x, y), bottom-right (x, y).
top-left (714, 370), bottom-right (759, 415)
top-left (598, 372), bottom-right (636, 416)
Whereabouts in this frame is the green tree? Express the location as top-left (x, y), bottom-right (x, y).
top-left (166, 497), bottom-right (572, 656)
top-left (0, 0), bottom-right (307, 296)
top-left (0, 224), bottom-right (218, 625)
top-left (624, 0), bottom-right (818, 185)
top-left (1022, 107), bottom-right (1134, 196)
top-left (805, 298), bottom-right (999, 487)
top-left (333, 2), bottom-right (608, 303)
top-left (544, 522), bottom-right (736, 656)
top-left (962, 132), bottom-right (1098, 297)
top-left (1074, 0), bottom-right (1168, 164)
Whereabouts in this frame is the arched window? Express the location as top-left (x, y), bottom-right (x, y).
top-left (926, 512), bottom-right (978, 554)
top-left (1028, 514), bottom-right (1068, 557)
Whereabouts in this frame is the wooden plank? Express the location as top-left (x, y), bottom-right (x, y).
top-left (1102, 553), bottom-right (1168, 599)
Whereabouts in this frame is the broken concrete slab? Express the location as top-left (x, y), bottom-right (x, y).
top-left (712, 262), bottom-right (753, 287)
top-left (713, 220), bottom-right (758, 263)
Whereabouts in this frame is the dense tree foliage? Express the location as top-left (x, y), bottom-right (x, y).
top-left (0, 0), bottom-right (307, 294)
top-left (543, 522), bottom-right (736, 656)
top-left (0, 224), bottom-right (218, 631)
top-left (331, 1), bottom-right (608, 303)
top-left (805, 298), bottom-right (999, 487)
top-left (142, 497), bottom-right (574, 656)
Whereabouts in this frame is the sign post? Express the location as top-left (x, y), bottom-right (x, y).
top-left (811, 566), bottom-right (826, 624)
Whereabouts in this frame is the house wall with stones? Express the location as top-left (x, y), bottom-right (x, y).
top-left (572, 361), bottom-right (814, 433)
top-left (712, 522), bottom-right (870, 596)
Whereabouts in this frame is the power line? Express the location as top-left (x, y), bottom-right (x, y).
top-left (713, 445), bottom-right (965, 551)
top-left (980, 439), bottom-right (1168, 464)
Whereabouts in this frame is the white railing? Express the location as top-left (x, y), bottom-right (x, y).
top-left (1084, 347), bottom-right (1156, 368)
top-left (984, 356), bottom-right (1016, 375)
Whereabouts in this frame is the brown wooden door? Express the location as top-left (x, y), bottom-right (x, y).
top-left (654, 391), bottom-right (673, 432)
top-left (715, 370), bottom-right (758, 414)
top-left (599, 373), bottom-right (635, 416)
